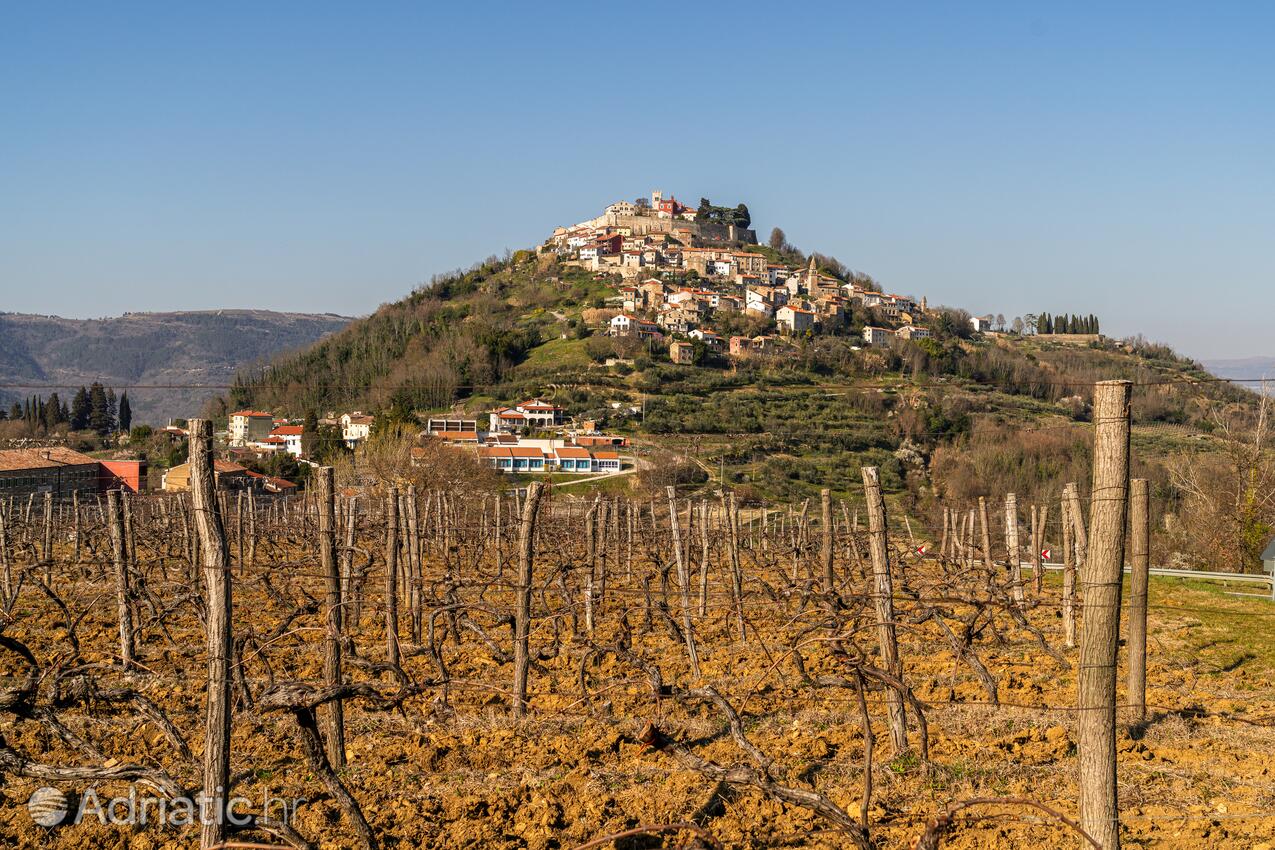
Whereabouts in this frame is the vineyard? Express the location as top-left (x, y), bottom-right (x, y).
top-left (0, 382), bottom-right (1273, 849)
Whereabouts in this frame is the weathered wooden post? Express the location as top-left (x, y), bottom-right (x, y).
top-left (1006, 493), bottom-right (1022, 604)
top-left (384, 486), bottom-right (400, 667)
top-left (862, 466), bottom-right (907, 754)
top-left (978, 496), bottom-right (994, 570)
top-left (1127, 478), bottom-right (1150, 728)
top-left (190, 419), bottom-right (232, 849)
top-left (106, 490), bottom-right (136, 669)
top-left (821, 488), bottom-right (836, 593)
top-left (317, 467), bottom-right (345, 769)
top-left (512, 482), bottom-right (545, 718)
top-left (1078, 380), bottom-right (1131, 850)
top-left (667, 487), bottom-right (702, 679)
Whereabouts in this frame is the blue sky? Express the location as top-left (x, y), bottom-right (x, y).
top-left (2, 2), bottom-right (1272, 359)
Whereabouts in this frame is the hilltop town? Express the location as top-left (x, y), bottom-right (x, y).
top-left (0, 190), bottom-right (1118, 505)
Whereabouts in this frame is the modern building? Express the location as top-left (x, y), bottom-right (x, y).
top-left (228, 410), bottom-right (274, 447)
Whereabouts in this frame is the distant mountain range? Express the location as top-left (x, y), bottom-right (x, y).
top-left (1203, 357), bottom-right (1275, 394)
top-left (0, 310), bottom-right (352, 424)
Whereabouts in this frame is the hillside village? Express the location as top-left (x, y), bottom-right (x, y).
top-left (546, 189), bottom-right (983, 356)
top-left (0, 190), bottom-right (1109, 502)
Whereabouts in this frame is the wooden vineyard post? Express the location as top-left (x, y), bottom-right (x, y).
top-left (384, 486), bottom-right (400, 667)
top-left (1035, 504), bottom-right (1049, 596)
top-left (41, 492), bottom-right (53, 564)
top-left (1127, 478), bottom-right (1150, 728)
top-left (1061, 488), bottom-right (1077, 648)
top-left (190, 420), bottom-right (232, 849)
top-left (317, 467), bottom-right (345, 769)
top-left (862, 466), bottom-right (907, 754)
top-left (978, 496), bottom-right (994, 570)
top-left (1078, 380), bottom-right (1132, 850)
top-left (821, 488), bottom-right (835, 593)
top-left (512, 482), bottom-right (545, 718)
top-left (667, 487), bottom-right (702, 679)
top-left (722, 491), bottom-right (746, 641)
top-left (72, 489), bottom-right (81, 564)
top-left (106, 489), bottom-right (136, 669)
top-left (698, 500), bottom-right (710, 617)
top-left (1006, 493), bottom-right (1022, 605)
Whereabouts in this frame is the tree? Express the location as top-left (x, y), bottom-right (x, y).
top-left (43, 392), bottom-right (64, 431)
top-left (995, 313), bottom-right (1006, 331)
top-left (769, 227), bottom-right (787, 250)
top-left (1011, 317), bottom-right (1025, 335)
top-left (8, 402), bottom-right (21, 421)
top-left (88, 382), bottom-right (112, 434)
top-left (734, 203), bottom-right (751, 228)
top-left (118, 392), bottom-right (132, 433)
top-left (106, 388), bottom-right (118, 432)
top-left (302, 410), bottom-right (320, 458)
top-left (70, 387), bottom-right (90, 431)
top-left (633, 196), bottom-right (649, 209)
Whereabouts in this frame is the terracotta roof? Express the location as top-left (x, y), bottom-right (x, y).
top-left (480, 447), bottom-right (546, 459)
top-left (0, 447), bottom-right (99, 472)
top-left (555, 447), bottom-right (591, 459)
top-left (270, 425), bottom-right (303, 437)
top-left (434, 431), bottom-right (479, 441)
top-left (592, 451), bottom-right (620, 460)
top-left (229, 410), bottom-right (273, 418)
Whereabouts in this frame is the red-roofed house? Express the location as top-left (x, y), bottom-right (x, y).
top-left (269, 425), bottom-right (304, 456)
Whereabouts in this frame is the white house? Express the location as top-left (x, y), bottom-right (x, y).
top-left (340, 412), bottom-right (374, 448)
top-left (896, 325), bottom-right (931, 341)
top-left (971, 315), bottom-right (995, 333)
top-left (776, 305), bottom-right (815, 335)
top-left (863, 326), bottom-right (896, 347)
top-left (268, 425), bottom-right (304, 456)
top-left (609, 313), bottom-right (661, 338)
top-left (745, 289), bottom-right (773, 317)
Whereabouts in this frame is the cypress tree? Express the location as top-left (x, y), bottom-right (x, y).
top-left (89, 382), bottom-right (110, 434)
top-left (106, 388), bottom-right (118, 432)
top-left (70, 387), bottom-right (91, 431)
top-left (44, 392), bottom-right (63, 430)
top-left (119, 392), bottom-right (132, 433)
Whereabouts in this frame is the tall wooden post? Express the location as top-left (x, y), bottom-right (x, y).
top-left (667, 487), bottom-right (701, 679)
top-left (862, 466), bottom-right (907, 754)
top-left (191, 420), bottom-right (232, 849)
top-left (317, 467), bottom-right (345, 768)
top-left (1127, 478), bottom-right (1150, 728)
top-left (512, 482), bottom-right (545, 718)
top-left (820, 488), bottom-right (835, 593)
top-left (106, 490), bottom-right (136, 669)
top-left (384, 487), bottom-right (400, 667)
top-left (1078, 380), bottom-right (1131, 850)
top-left (978, 496), bottom-right (994, 570)
top-left (1005, 493), bottom-right (1022, 604)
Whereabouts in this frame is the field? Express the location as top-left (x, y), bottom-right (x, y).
top-left (0, 469), bottom-right (1272, 850)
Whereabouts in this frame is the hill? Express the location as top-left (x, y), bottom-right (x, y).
top-left (0, 310), bottom-right (352, 424)
top-left (1205, 356), bottom-right (1275, 394)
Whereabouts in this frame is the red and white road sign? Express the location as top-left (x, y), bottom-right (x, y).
top-left (1041, 548), bottom-right (1052, 560)
top-left (916, 545), bottom-right (927, 556)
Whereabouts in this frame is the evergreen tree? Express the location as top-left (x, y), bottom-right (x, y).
top-left (44, 392), bottom-right (63, 430)
top-left (734, 203), bottom-right (751, 228)
top-left (106, 388), bottom-right (118, 432)
top-left (8, 402), bottom-right (21, 420)
top-left (88, 382), bottom-right (111, 434)
top-left (118, 392), bottom-right (132, 433)
top-left (1092, 315), bottom-right (1100, 334)
top-left (70, 387), bottom-right (91, 431)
